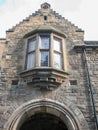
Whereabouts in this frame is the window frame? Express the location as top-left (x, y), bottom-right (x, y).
top-left (26, 36), bottom-right (36, 70)
top-left (25, 33), bottom-right (65, 71)
top-left (53, 37), bottom-right (62, 52)
top-left (28, 38), bottom-right (36, 52)
top-left (39, 34), bottom-right (50, 67)
top-left (27, 52), bottom-right (35, 69)
top-left (39, 35), bottom-right (50, 49)
top-left (40, 51), bottom-right (49, 67)
top-left (53, 36), bottom-right (63, 69)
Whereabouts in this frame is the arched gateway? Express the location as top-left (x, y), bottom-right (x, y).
top-left (5, 99), bottom-right (89, 130)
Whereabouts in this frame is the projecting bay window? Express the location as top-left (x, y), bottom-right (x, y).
top-left (26, 38), bottom-right (36, 69)
top-left (21, 29), bottom-right (68, 86)
top-left (25, 32), bottom-right (67, 73)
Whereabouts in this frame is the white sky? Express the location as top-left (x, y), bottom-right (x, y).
top-left (0, 0), bottom-right (98, 40)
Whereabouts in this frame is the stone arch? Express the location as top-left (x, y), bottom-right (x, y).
top-left (5, 99), bottom-right (89, 130)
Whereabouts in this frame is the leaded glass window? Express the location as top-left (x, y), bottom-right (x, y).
top-left (40, 36), bottom-right (49, 49)
top-left (40, 36), bottom-right (50, 67)
top-left (28, 38), bottom-right (36, 52)
top-left (26, 34), bottom-right (64, 70)
top-left (27, 53), bottom-right (35, 69)
top-left (26, 38), bottom-right (36, 69)
top-left (54, 53), bottom-right (62, 69)
top-left (53, 37), bottom-right (62, 69)
top-left (54, 38), bottom-right (61, 52)
top-left (40, 51), bottom-right (49, 66)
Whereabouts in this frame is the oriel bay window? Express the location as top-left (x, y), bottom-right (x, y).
top-left (26, 34), bottom-right (65, 70)
top-left (21, 26), bottom-right (68, 87)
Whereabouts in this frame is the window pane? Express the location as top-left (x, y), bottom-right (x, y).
top-left (54, 53), bottom-right (62, 69)
top-left (28, 38), bottom-right (36, 52)
top-left (41, 51), bottom-right (49, 66)
top-left (53, 38), bottom-right (61, 52)
top-left (40, 36), bottom-right (49, 49)
top-left (27, 53), bottom-right (35, 69)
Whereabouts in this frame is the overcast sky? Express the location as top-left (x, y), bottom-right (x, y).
top-left (0, 0), bottom-right (98, 40)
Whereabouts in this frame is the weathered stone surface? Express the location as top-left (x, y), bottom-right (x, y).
top-left (0, 2), bottom-right (98, 130)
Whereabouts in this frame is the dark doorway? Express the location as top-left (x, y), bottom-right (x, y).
top-left (20, 113), bottom-right (68, 130)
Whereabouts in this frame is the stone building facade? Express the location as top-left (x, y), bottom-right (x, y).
top-left (0, 2), bottom-right (98, 130)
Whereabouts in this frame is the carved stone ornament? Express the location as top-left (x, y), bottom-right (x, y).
top-left (41, 2), bottom-right (50, 9)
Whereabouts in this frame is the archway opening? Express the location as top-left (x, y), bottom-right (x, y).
top-left (19, 113), bottom-right (68, 130)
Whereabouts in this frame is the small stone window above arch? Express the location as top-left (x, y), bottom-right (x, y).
top-left (44, 15), bottom-right (48, 21)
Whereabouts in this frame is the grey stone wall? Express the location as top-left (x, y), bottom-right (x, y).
top-left (0, 3), bottom-right (97, 130)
